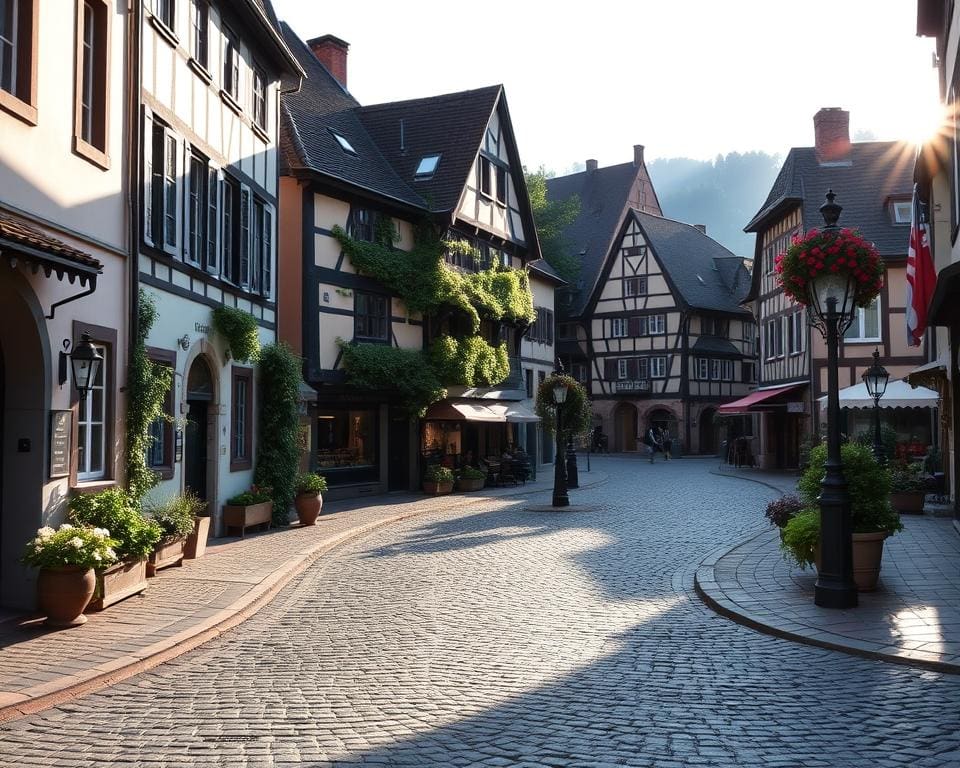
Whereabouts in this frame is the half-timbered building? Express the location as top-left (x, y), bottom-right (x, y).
top-left (740, 108), bottom-right (924, 470)
top-left (277, 27), bottom-right (547, 499)
top-left (135, 0), bottom-right (301, 532)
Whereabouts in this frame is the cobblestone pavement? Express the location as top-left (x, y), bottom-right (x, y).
top-left (1, 457), bottom-right (959, 767)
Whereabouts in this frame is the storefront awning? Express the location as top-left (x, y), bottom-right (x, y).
top-left (487, 402), bottom-right (541, 423)
top-left (816, 380), bottom-right (939, 409)
top-left (718, 383), bottom-right (806, 415)
top-left (424, 402), bottom-right (506, 422)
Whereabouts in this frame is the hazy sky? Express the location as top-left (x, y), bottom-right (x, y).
top-left (273, 1), bottom-right (941, 173)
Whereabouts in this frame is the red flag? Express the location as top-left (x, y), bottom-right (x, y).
top-left (905, 184), bottom-right (936, 347)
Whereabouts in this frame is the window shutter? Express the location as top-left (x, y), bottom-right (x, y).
top-left (547, 310), bottom-right (554, 344)
top-left (262, 206), bottom-right (273, 298)
top-left (627, 358), bottom-right (639, 379)
top-left (628, 317), bottom-right (641, 337)
top-left (177, 134), bottom-right (187, 258)
top-left (143, 108), bottom-right (154, 247)
top-left (604, 359), bottom-right (617, 381)
top-left (239, 185), bottom-right (251, 288)
top-left (206, 166), bottom-right (221, 275)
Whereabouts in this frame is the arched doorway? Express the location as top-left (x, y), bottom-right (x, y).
top-left (613, 402), bottom-right (638, 452)
top-left (647, 408), bottom-right (679, 451)
top-left (0, 274), bottom-right (49, 609)
top-left (699, 407), bottom-right (717, 455)
top-left (184, 356), bottom-right (216, 512)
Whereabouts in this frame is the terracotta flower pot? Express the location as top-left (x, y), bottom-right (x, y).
top-left (422, 481), bottom-right (453, 495)
top-left (37, 566), bottom-right (96, 627)
top-left (456, 477), bottom-right (485, 492)
top-left (184, 516), bottom-right (211, 559)
top-left (851, 531), bottom-right (888, 592)
top-left (295, 492), bottom-right (323, 526)
top-left (890, 491), bottom-right (925, 515)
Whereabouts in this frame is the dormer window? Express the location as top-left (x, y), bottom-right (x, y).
top-left (892, 199), bottom-right (912, 225)
top-left (331, 130), bottom-right (356, 155)
top-left (415, 154), bottom-right (440, 179)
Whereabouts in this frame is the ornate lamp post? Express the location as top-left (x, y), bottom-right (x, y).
top-left (807, 190), bottom-right (859, 609)
top-left (862, 348), bottom-right (889, 464)
top-left (552, 379), bottom-right (569, 507)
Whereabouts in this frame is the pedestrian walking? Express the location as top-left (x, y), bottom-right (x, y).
top-left (643, 426), bottom-right (661, 463)
top-left (660, 427), bottom-right (672, 461)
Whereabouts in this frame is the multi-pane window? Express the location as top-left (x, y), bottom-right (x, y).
top-left (230, 368), bottom-right (252, 470)
top-left (77, 343), bottom-right (108, 481)
top-left (223, 29), bottom-right (240, 101)
top-left (251, 200), bottom-right (263, 294)
top-left (495, 165), bottom-right (507, 204)
top-left (205, 167), bottom-right (219, 273)
top-left (710, 359), bottom-right (721, 381)
top-left (252, 66), bottom-right (266, 130)
top-left (238, 188), bottom-right (251, 286)
top-left (0, 0), bottom-right (20, 95)
top-left (573, 363), bottom-right (587, 384)
top-left (351, 208), bottom-right (374, 242)
top-left (186, 153), bottom-right (206, 265)
top-left (764, 318), bottom-right (785, 359)
top-left (75, 0), bottom-right (108, 156)
top-left (222, 177), bottom-right (235, 281)
top-left (479, 156), bottom-right (492, 197)
top-left (190, 0), bottom-right (207, 68)
top-left (258, 203), bottom-right (272, 298)
top-left (696, 358), bottom-right (709, 380)
top-left (163, 133), bottom-right (177, 249)
top-left (147, 354), bottom-right (174, 473)
top-left (722, 360), bottom-right (734, 381)
top-left (648, 314), bottom-right (666, 334)
top-left (617, 359), bottom-right (628, 379)
top-left (611, 317), bottom-right (628, 338)
top-left (844, 297), bottom-right (881, 341)
top-left (80, 3), bottom-right (94, 142)
top-left (153, 0), bottom-right (174, 29)
top-left (145, 117), bottom-right (182, 256)
top-left (355, 291), bottom-right (389, 341)
top-left (650, 357), bottom-right (666, 378)
top-left (0, 0), bottom-right (37, 117)
top-left (527, 307), bottom-right (554, 344)
top-left (787, 310), bottom-right (804, 354)
top-left (624, 276), bottom-right (647, 297)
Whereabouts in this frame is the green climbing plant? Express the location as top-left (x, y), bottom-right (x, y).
top-left (535, 374), bottom-right (591, 440)
top-left (126, 290), bottom-right (174, 500)
top-left (337, 340), bottom-right (446, 416)
top-left (211, 305), bottom-right (261, 363)
top-left (429, 335), bottom-right (510, 387)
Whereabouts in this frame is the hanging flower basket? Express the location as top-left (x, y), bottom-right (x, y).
top-left (775, 228), bottom-right (884, 308)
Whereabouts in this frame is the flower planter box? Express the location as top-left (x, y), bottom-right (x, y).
top-left (86, 558), bottom-right (148, 612)
top-left (147, 536), bottom-right (186, 577)
top-left (184, 516), bottom-right (211, 559)
top-left (890, 491), bottom-right (925, 515)
top-left (223, 501), bottom-right (273, 538)
top-left (456, 477), bottom-right (485, 492)
top-left (422, 481), bottom-right (453, 495)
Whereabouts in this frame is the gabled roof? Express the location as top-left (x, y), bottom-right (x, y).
top-left (356, 86), bottom-right (503, 214)
top-left (744, 141), bottom-right (916, 258)
top-left (630, 210), bottom-right (752, 315)
top-left (546, 161), bottom-right (660, 316)
top-left (528, 258), bottom-right (566, 286)
top-left (237, 0), bottom-right (303, 77)
top-left (279, 24), bottom-right (425, 210)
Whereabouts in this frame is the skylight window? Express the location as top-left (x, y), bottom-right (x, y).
top-left (415, 154), bottom-right (441, 179)
top-left (331, 131), bottom-right (357, 155)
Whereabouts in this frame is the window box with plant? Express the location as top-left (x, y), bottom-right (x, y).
top-left (68, 489), bottom-right (162, 610)
top-left (223, 486), bottom-right (273, 537)
top-left (145, 492), bottom-right (204, 575)
top-left (294, 473), bottom-right (328, 526)
top-left (781, 442), bottom-right (903, 591)
top-left (22, 524), bottom-right (119, 627)
top-left (456, 465), bottom-right (487, 492)
top-left (422, 465), bottom-right (454, 495)
top-left (888, 462), bottom-right (927, 514)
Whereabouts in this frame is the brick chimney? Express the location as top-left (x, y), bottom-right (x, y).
top-left (307, 34), bottom-right (349, 89)
top-left (586, 159), bottom-right (598, 173)
top-left (633, 144), bottom-right (645, 167)
top-left (813, 107), bottom-right (850, 164)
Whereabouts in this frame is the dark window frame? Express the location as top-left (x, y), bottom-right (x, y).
top-left (230, 366), bottom-right (253, 471)
top-left (190, 0), bottom-right (208, 70)
top-left (73, 0), bottom-right (110, 168)
top-left (69, 321), bottom-right (117, 489)
top-left (0, 0), bottom-right (38, 125)
top-left (354, 290), bottom-right (390, 342)
top-left (252, 64), bottom-right (266, 131)
top-left (145, 347), bottom-right (176, 479)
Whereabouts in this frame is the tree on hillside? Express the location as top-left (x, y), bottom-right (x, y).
top-left (525, 168), bottom-right (581, 283)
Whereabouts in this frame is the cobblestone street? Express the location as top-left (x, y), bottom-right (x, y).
top-left (1, 457), bottom-right (958, 767)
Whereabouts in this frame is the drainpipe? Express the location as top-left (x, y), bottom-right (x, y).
top-left (127, 0), bottom-right (142, 364)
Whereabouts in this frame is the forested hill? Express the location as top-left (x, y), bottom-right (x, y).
top-left (646, 151), bottom-right (783, 259)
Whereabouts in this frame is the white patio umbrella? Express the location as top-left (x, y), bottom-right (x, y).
top-left (817, 379), bottom-right (939, 409)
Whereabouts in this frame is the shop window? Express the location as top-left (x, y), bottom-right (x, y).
top-left (230, 367), bottom-right (253, 470)
top-left (316, 410), bottom-right (378, 482)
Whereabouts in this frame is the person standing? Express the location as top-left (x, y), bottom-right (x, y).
top-left (660, 427), bottom-right (673, 461)
top-left (644, 426), bottom-right (662, 464)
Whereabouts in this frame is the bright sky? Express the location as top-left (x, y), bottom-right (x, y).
top-left (273, 1), bottom-right (941, 172)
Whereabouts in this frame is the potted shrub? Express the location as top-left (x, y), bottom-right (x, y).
top-left (785, 442), bottom-right (903, 591)
top-left (422, 465), bottom-right (454, 495)
top-left (68, 489), bottom-right (162, 610)
top-left (888, 462), bottom-right (927, 514)
top-left (456, 465), bottom-right (487, 492)
top-left (145, 492), bottom-right (202, 576)
top-left (184, 504), bottom-right (212, 560)
top-left (764, 494), bottom-right (804, 537)
top-left (223, 485), bottom-right (273, 538)
top-left (294, 473), bottom-right (328, 526)
top-left (22, 524), bottom-right (118, 627)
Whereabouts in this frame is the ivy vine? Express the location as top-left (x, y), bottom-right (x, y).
top-left (337, 340), bottom-right (446, 416)
top-left (126, 290), bottom-right (174, 500)
top-left (212, 305), bottom-right (261, 363)
top-left (254, 343), bottom-right (302, 526)
top-left (535, 374), bottom-right (592, 440)
top-left (429, 334), bottom-right (510, 387)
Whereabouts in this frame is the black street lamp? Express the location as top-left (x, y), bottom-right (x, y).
top-left (552, 379), bottom-right (569, 507)
top-left (60, 332), bottom-right (103, 402)
top-left (862, 348), bottom-right (889, 464)
top-left (807, 190), bottom-right (859, 609)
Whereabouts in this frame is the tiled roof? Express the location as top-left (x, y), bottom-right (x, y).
top-left (692, 336), bottom-right (742, 355)
top-left (745, 141), bottom-right (916, 258)
top-left (356, 86), bottom-right (503, 214)
top-left (632, 210), bottom-right (751, 315)
top-left (0, 214), bottom-right (101, 271)
top-left (279, 24), bottom-right (425, 209)
top-left (527, 258), bottom-right (566, 285)
top-left (545, 162), bottom-right (639, 315)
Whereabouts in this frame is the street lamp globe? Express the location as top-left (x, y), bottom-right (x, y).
top-left (808, 272), bottom-right (857, 327)
top-left (552, 382), bottom-right (568, 405)
top-left (862, 348), bottom-right (890, 400)
top-left (70, 332), bottom-right (103, 401)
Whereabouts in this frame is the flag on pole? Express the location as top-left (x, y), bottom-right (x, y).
top-left (905, 183), bottom-right (936, 347)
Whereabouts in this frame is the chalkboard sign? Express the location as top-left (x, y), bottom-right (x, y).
top-left (49, 410), bottom-right (72, 478)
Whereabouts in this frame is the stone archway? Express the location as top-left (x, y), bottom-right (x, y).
top-left (613, 402), bottom-right (638, 452)
top-left (0, 272), bottom-right (50, 609)
top-left (182, 352), bottom-right (219, 520)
